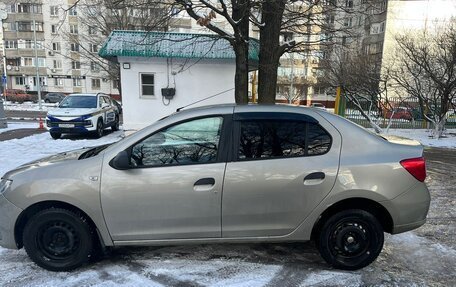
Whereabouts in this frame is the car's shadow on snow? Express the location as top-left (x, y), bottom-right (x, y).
top-left (96, 241), bottom-right (328, 270)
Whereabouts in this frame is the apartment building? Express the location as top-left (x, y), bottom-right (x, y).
top-left (0, 1), bottom-right (119, 97)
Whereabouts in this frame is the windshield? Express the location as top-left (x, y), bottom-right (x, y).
top-left (59, 96), bottom-right (97, 108)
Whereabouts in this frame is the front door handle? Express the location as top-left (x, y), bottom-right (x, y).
top-left (304, 172), bottom-right (325, 185)
top-left (194, 178), bottom-right (215, 186)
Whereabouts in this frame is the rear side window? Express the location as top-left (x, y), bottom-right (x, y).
top-left (238, 120), bottom-right (331, 160)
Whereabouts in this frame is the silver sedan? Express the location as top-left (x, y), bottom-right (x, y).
top-left (0, 104), bottom-right (430, 271)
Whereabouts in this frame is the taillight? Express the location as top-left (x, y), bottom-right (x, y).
top-left (400, 157), bottom-right (426, 182)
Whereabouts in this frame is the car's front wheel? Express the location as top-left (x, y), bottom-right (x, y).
top-left (95, 119), bottom-right (104, 138)
top-left (22, 208), bottom-right (94, 271)
top-left (111, 116), bottom-right (119, 131)
top-left (50, 132), bottom-right (61, 140)
top-left (316, 209), bottom-right (384, 270)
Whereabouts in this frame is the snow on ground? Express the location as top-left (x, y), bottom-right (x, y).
top-left (0, 131), bottom-right (123, 177)
top-left (381, 128), bottom-right (456, 148)
top-left (0, 122), bottom-right (38, 134)
top-left (3, 101), bottom-right (58, 112)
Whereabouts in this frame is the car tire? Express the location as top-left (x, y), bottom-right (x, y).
top-left (22, 208), bottom-right (94, 272)
top-left (95, 119), bottom-right (104, 138)
top-left (45, 99), bottom-right (50, 103)
top-left (111, 116), bottom-right (119, 131)
top-left (50, 132), bottom-right (61, 140)
top-left (316, 209), bottom-right (384, 270)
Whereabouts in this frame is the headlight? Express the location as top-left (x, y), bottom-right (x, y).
top-left (0, 179), bottom-right (12, 194)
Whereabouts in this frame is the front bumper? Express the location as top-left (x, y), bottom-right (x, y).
top-left (0, 194), bottom-right (22, 249)
top-left (46, 115), bottom-right (97, 133)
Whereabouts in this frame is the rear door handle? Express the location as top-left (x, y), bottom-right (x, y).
top-left (304, 172), bottom-right (325, 181)
top-left (304, 172), bottom-right (325, 185)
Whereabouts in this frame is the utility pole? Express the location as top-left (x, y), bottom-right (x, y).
top-left (33, 19), bottom-right (42, 110)
top-left (289, 52), bottom-right (294, 104)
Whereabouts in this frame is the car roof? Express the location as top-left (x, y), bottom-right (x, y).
top-left (68, 93), bottom-right (98, 97)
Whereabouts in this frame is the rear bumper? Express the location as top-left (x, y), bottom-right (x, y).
top-left (0, 194), bottom-right (22, 249)
top-left (385, 182), bottom-right (431, 234)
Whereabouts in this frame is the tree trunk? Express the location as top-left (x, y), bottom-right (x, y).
top-left (233, 45), bottom-right (249, 104)
top-left (257, 0), bottom-right (286, 104)
top-left (232, 0), bottom-right (250, 104)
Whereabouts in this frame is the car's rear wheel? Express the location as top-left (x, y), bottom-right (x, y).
top-left (45, 99), bottom-right (50, 103)
top-left (316, 209), bottom-right (384, 270)
top-left (50, 132), bottom-right (61, 140)
top-left (111, 116), bottom-right (119, 131)
top-left (22, 208), bottom-right (94, 271)
top-left (95, 119), bottom-right (104, 138)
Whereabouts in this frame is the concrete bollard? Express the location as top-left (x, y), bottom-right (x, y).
top-left (0, 99), bottom-right (8, 128)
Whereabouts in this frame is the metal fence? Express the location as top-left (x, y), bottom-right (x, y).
top-left (344, 98), bottom-right (456, 129)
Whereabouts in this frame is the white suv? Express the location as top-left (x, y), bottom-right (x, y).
top-left (46, 93), bottom-right (119, 139)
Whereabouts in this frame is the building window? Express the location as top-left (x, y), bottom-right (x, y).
top-left (345, 0), bottom-right (353, 8)
top-left (34, 58), bottom-right (46, 67)
top-left (5, 22), bottom-right (17, 31)
top-left (52, 42), bottom-right (61, 51)
top-left (18, 40), bottom-right (44, 49)
top-left (17, 21), bottom-right (43, 32)
top-left (88, 26), bottom-right (97, 35)
top-left (70, 43), bottom-right (79, 52)
top-left (69, 7), bottom-right (77, 16)
top-left (113, 79), bottom-right (120, 89)
top-left (91, 78), bottom-right (101, 89)
top-left (90, 61), bottom-right (100, 72)
top-left (15, 76), bottom-right (26, 85)
top-left (50, 6), bottom-right (59, 16)
top-left (89, 44), bottom-right (98, 53)
top-left (53, 60), bottom-right (62, 69)
top-left (54, 78), bottom-right (64, 86)
top-left (141, 74), bottom-right (155, 97)
top-left (69, 24), bottom-right (78, 34)
top-left (21, 57), bottom-right (34, 66)
top-left (5, 40), bottom-right (18, 49)
top-left (73, 78), bottom-right (81, 87)
top-left (344, 17), bottom-right (353, 27)
top-left (51, 24), bottom-right (58, 34)
top-left (370, 21), bottom-right (385, 34)
top-left (17, 3), bottom-right (42, 14)
top-left (71, 61), bottom-right (81, 69)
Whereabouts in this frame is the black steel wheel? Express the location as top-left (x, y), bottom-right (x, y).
top-left (50, 132), bottom-right (61, 140)
top-left (23, 208), bottom-right (94, 271)
top-left (317, 209), bottom-right (384, 270)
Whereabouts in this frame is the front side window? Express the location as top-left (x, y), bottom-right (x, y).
top-left (238, 119), bottom-right (331, 160)
top-left (131, 117), bottom-right (223, 167)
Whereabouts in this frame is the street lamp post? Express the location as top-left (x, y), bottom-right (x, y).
top-left (33, 19), bottom-right (42, 110)
top-left (0, 4), bottom-right (8, 128)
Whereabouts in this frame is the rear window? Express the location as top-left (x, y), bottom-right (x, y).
top-left (238, 120), bottom-right (331, 160)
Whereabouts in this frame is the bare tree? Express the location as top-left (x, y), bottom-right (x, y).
top-left (58, 0), bottom-right (173, 95)
top-left (388, 22), bottom-right (456, 138)
top-left (322, 47), bottom-right (388, 133)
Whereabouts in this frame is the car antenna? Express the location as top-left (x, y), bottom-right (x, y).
top-left (176, 88), bottom-right (235, 112)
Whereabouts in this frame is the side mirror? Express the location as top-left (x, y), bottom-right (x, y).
top-left (110, 150), bottom-right (131, 170)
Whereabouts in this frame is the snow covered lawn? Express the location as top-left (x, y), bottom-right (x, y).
top-left (3, 101), bottom-right (58, 112)
top-left (380, 129), bottom-right (456, 148)
top-left (0, 122), bottom-right (39, 134)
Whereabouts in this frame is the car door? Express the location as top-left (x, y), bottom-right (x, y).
top-left (100, 115), bottom-right (229, 241)
top-left (222, 108), bottom-right (341, 238)
top-left (103, 96), bottom-right (116, 124)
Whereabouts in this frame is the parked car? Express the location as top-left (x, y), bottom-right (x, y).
top-left (385, 107), bottom-right (413, 121)
top-left (0, 105), bottom-right (430, 271)
top-left (4, 89), bottom-right (36, 103)
top-left (311, 102), bottom-right (326, 109)
top-left (44, 93), bottom-right (66, 103)
top-left (112, 99), bottom-right (122, 114)
top-left (45, 93), bottom-right (119, 139)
